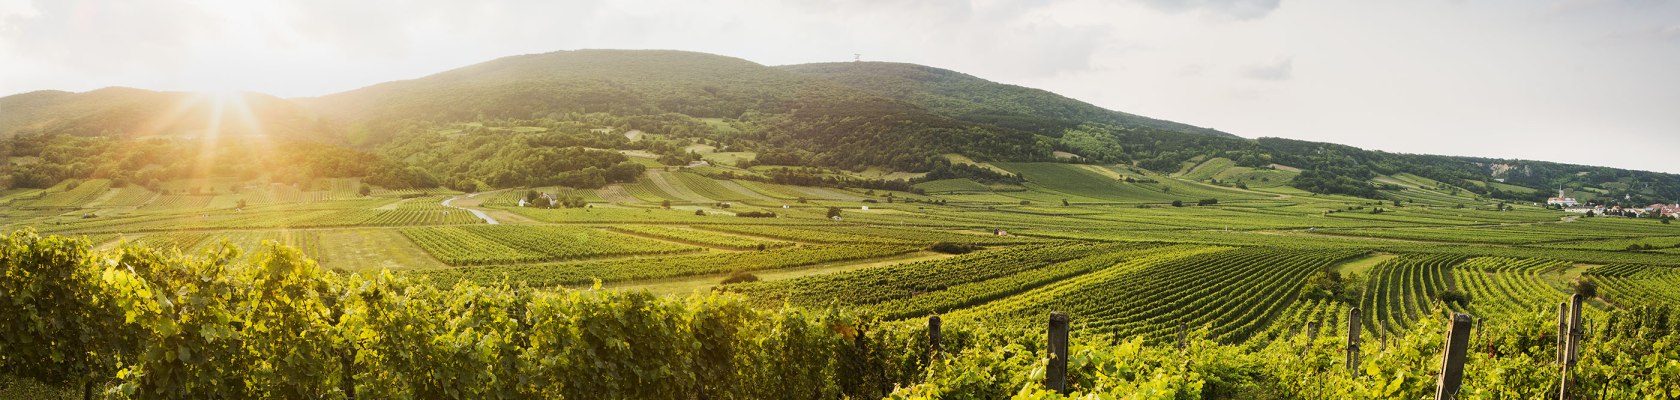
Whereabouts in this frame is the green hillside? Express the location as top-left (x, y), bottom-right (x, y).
top-left (780, 61), bottom-right (1232, 137)
top-left (0, 87), bottom-right (324, 139)
top-left (301, 49), bottom-right (1047, 171)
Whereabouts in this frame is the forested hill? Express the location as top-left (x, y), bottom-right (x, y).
top-left (292, 49), bottom-right (1050, 169)
top-left (1, 49), bottom-right (1678, 203)
top-left (0, 87), bottom-right (325, 140)
top-left (779, 61), bottom-right (1232, 138)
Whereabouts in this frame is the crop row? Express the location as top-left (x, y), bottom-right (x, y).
top-left (1449, 257), bottom-right (1568, 320)
top-left (1361, 254), bottom-right (1462, 335)
top-left (1586, 265), bottom-right (1680, 308)
top-left (860, 245), bottom-right (1225, 320)
top-left (400, 225), bottom-right (699, 266)
top-left (951, 247), bottom-right (1365, 344)
top-left (609, 225), bottom-right (791, 250)
top-left (409, 243), bottom-right (921, 286)
top-left (732, 242), bottom-right (1165, 310)
top-left (695, 224), bottom-right (912, 244)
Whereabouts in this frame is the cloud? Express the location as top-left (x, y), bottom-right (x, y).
top-left (1138, 0), bottom-right (1282, 21)
top-left (1243, 56), bottom-right (1292, 81)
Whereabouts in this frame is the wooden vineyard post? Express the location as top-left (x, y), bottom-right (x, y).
top-left (1046, 312), bottom-right (1070, 394)
top-left (1303, 321), bottom-right (1320, 358)
top-left (1559, 294), bottom-right (1583, 399)
top-left (1176, 322), bottom-right (1188, 350)
top-left (1435, 313), bottom-right (1473, 400)
top-left (928, 315), bottom-right (943, 360)
top-left (1347, 308), bottom-right (1362, 373)
top-left (1556, 302), bottom-right (1569, 364)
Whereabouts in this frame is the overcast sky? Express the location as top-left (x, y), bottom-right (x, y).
top-left (2, 0), bottom-right (1677, 173)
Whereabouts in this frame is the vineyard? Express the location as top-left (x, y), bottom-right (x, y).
top-left (609, 225), bottom-right (793, 250)
top-left (400, 225), bottom-right (699, 265)
top-left (412, 243), bottom-right (922, 287)
top-left (948, 247), bottom-right (1366, 343)
top-left (4, 233), bottom-right (1678, 399)
top-left (4, 159), bottom-right (1680, 398)
top-left (1366, 254), bottom-right (1463, 334)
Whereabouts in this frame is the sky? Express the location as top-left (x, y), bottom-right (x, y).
top-left (2, 0), bottom-right (1678, 173)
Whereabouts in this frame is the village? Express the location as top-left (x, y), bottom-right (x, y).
top-left (1547, 189), bottom-right (1680, 219)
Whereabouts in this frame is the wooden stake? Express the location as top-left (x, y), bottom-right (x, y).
top-left (1046, 312), bottom-right (1069, 394)
top-left (1347, 308), bottom-right (1362, 373)
top-left (1435, 313), bottom-right (1473, 400)
top-left (928, 315), bottom-right (943, 359)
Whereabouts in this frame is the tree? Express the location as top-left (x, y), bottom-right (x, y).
top-left (826, 207), bottom-right (842, 219)
top-left (661, 200), bottom-right (672, 209)
top-left (1574, 277), bottom-right (1599, 298)
top-left (1171, 200), bottom-right (1184, 207)
top-left (1061, 199), bottom-right (1069, 206)
top-left (236, 199), bottom-right (247, 209)
top-left (695, 209), bottom-right (706, 216)
top-left (359, 184), bottom-right (372, 197)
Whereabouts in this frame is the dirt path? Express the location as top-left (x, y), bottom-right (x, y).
top-left (442, 193), bottom-right (498, 224)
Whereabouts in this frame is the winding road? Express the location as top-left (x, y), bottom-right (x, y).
top-left (442, 193), bottom-right (499, 224)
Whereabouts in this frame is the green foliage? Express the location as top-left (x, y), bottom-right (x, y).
top-left (1300, 270), bottom-right (1363, 304)
top-left (928, 242), bottom-right (982, 254)
top-left (5, 231), bottom-right (1680, 398)
top-left (0, 134), bottom-right (435, 190)
top-left (781, 62), bottom-right (1229, 138)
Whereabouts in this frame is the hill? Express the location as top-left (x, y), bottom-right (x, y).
top-left (299, 49), bottom-right (1048, 170)
top-left (2, 49), bottom-right (1678, 204)
top-left (0, 87), bottom-right (324, 140)
top-left (780, 61), bottom-right (1232, 138)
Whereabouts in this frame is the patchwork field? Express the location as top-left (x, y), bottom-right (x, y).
top-left (4, 166), bottom-right (1677, 350)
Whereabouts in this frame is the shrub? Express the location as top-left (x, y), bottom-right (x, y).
top-left (928, 242), bottom-right (982, 255)
top-left (720, 271), bottom-right (760, 285)
top-left (1438, 290), bottom-right (1469, 307)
